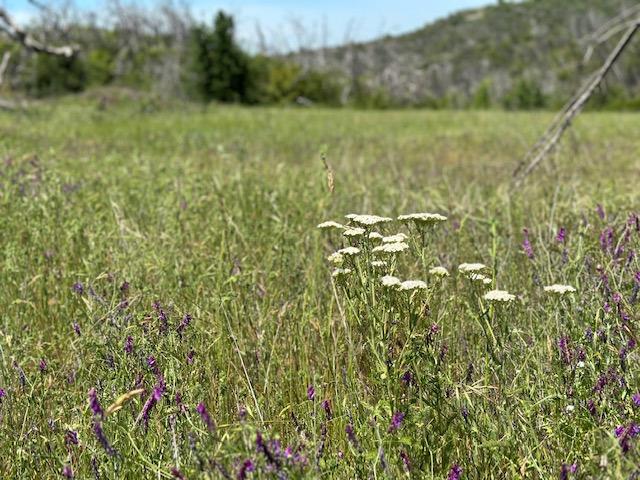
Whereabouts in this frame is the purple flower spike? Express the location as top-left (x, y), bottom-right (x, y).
top-left (39, 358), bottom-right (47, 373)
top-left (72, 322), bottom-right (81, 336)
top-left (170, 467), bottom-right (186, 480)
top-left (307, 385), bottom-right (315, 401)
top-left (124, 336), bottom-right (133, 354)
top-left (0, 388), bottom-right (6, 402)
top-left (321, 399), bottom-right (332, 419)
top-left (237, 459), bottom-right (255, 480)
top-left (196, 402), bottom-right (215, 432)
top-left (597, 204), bottom-right (605, 220)
top-left (400, 450), bottom-right (411, 471)
top-left (448, 464), bottom-right (463, 480)
top-left (88, 388), bottom-right (103, 417)
top-left (93, 421), bottom-right (116, 456)
top-left (176, 314), bottom-right (192, 338)
top-left (72, 282), bottom-right (84, 294)
top-left (556, 227), bottom-right (566, 243)
top-left (65, 429), bottom-right (79, 445)
top-left (139, 378), bottom-right (165, 427)
top-left (633, 393), bottom-right (640, 407)
top-left (388, 411), bottom-right (405, 433)
top-left (62, 465), bottom-right (73, 478)
top-left (522, 228), bottom-right (534, 259)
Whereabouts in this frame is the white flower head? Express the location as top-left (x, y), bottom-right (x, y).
top-left (351, 214), bottom-right (393, 226)
top-left (327, 252), bottom-right (344, 264)
top-left (577, 361), bottom-right (585, 368)
top-left (345, 214), bottom-right (359, 220)
top-left (338, 246), bottom-right (360, 256)
top-left (565, 405), bottom-right (575, 413)
top-left (382, 233), bottom-right (408, 243)
top-left (343, 227), bottom-right (366, 237)
top-left (332, 268), bottom-right (352, 278)
top-left (458, 263), bottom-right (488, 274)
top-left (429, 266), bottom-right (449, 277)
top-left (543, 284), bottom-right (577, 295)
top-left (381, 275), bottom-right (401, 288)
top-left (483, 289), bottom-right (515, 302)
top-left (371, 260), bottom-right (387, 268)
top-left (372, 242), bottom-right (409, 254)
top-left (317, 221), bottom-right (344, 230)
top-left (397, 213), bottom-right (447, 224)
top-left (368, 231), bottom-right (384, 241)
top-left (468, 273), bottom-right (492, 285)
top-left (399, 280), bottom-right (428, 291)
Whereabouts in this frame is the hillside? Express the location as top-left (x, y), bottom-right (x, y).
top-left (291, 0), bottom-right (640, 107)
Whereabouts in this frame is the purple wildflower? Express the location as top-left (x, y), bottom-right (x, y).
top-left (196, 402), bottom-right (215, 432)
top-left (72, 282), bottom-right (84, 294)
top-left (633, 393), bottom-right (640, 407)
top-left (62, 465), bottom-right (73, 478)
top-left (600, 227), bottom-right (614, 253)
top-left (321, 399), bottom-right (332, 419)
top-left (39, 358), bottom-right (47, 373)
top-left (176, 313), bottom-right (192, 338)
top-left (88, 388), bottom-right (103, 417)
top-left (93, 421), bottom-right (116, 456)
top-left (556, 227), bottom-right (566, 243)
top-left (124, 336), bottom-right (133, 354)
top-left (120, 281), bottom-right (130, 295)
top-left (186, 350), bottom-right (195, 365)
top-left (65, 429), bottom-right (79, 445)
top-left (0, 388), bottom-right (6, 402)
top-left (587, 399), bottom-right (597, 417)
top-left (557, 336), bottom-right (571, 365)
top-left (448, 464), bottom-right (463, 480)
top-left (237, 459), bottom-right (255, 480)
top-left (560, 463), bottom-right (578, 479)
top-left (346, 423), bottom-right (359, 449)
top-left (401, 370), bottom-right (414, 386)
top-left (147, 356), bottom-right (159, 375)
top-left (153, 301), bottom-right (168, 334)
top-left (388, 411), bottom-right (405, 433)
top-left (72, 322), bottom-right (81, 336)
top-left (138, 378), bottom-right (165, 427)
top-left (170, 468), bottom-right (185, 480)
top-left (615, 422), bottom-right (640, 453)
top-left (400, 450), bottom-right (411, 472)
top-left (597, 204), bottom-right (605, 220)
top-left (307, 385), bottom-right (315, 401)
top-left (522, 228), bottom-right (534, 259)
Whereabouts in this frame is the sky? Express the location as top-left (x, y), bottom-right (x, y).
top-left (2, 0), bottom-right (494, 50)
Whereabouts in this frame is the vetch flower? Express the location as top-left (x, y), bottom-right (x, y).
top-left (399, 280), bottom-right (428, 291)
top-left (448, 464), bottom-right (463, 480)
top-left (62, 465), bottom-right (73, 478)
top-left (543, 284), bottom-right (577, 295)
top-left (317, 221), bottom-right (344, 230)
top-left (483, 290), bottom-right (515, 302)
top-left (382, 233), bottom-right (408, 243)
top-left (124, 336), bottom-right (133, 354)
top-left (429, 266), bottom-right (449, 277)
top-left (388, 411), bottom-right (405, 432)
top-left (93, 421), bottom-right (116, 456)
top-left (307, 385), bottom-right (315, 401)
top-left (88, 388), bottom-right (103, 418)
top-left (381, 275), bottom-right (401, 288)
top-left (196, 402), bottom-right (215, 432)
top-left (556, 227), bottom-right (566, 243)
top-left (522, 228), bottom-right (534, 259)
top-left (372, 242), bottom-right (409, 254)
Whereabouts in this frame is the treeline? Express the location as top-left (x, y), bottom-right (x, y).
top-left (1, 6), bottom-right (639, 110)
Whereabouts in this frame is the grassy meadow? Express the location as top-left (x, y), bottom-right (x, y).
top-left (0, 98), bottom-right (639, 479)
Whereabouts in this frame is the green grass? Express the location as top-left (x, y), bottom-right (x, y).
top-left (0, 100), bottom-right (639, 478)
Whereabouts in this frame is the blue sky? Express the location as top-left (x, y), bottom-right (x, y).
top-left (2, 0), bottom-right (493, 49)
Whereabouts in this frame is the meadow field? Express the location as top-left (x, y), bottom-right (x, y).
top-left (0, 99), bottom-right (639, 478)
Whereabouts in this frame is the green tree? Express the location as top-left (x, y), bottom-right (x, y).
top-left (187, 11), bottom-right (252, 103)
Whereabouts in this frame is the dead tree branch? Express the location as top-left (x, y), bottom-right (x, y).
top-left (0, 7), bottom-right (78, 57)
top-left (0, 51), bottom-right (10, 86)
top-left (512, 18), bottom-right (640, 185)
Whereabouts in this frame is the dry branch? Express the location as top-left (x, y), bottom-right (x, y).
top-left (0, 7), bottom-right (78, 57)
top-left (0, 51), bottom-right (10, 86)
top-left (512, 18), bottom-right (640, 185)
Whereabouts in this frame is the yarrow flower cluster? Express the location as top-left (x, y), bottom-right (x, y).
top-left (483, 289), bottom-right (516, 302)
top-left (543, 284), bottom-right (577, 295)
top-left (398, 212), bottom-right (447, 224)
top-left (373, 242), bottom-right (409, 254)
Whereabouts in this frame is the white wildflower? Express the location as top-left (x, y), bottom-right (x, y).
top-left (429, 266), bottom-right (449, 277)
top-left (327, 252), bottom-right (344, 264)
top-left (483, 289), bottom-right (515, 302)
top-left (381, 275), bottom-right (401, 288)
top-left (371, 260), bottom-right (387, 268)
top-left (382, 233), bottom-right (408, 243)
top-left (468, 273), bottom-right (492, 285)
top-left (543, 284), bottom-right (577, 295)
top-left (351, 214), bottom-right (393, 226)
top-left (343, 227), bottom-right (366, 237)
top-left (399, 280), bottom-right (428, 291)
top-left (565, 405), bottom-right (575, 413)
top-left (577, 361), bottom-right (585, 368)
top-left (397, 213), bottom-right (447, 224)
top-left (338, 247), bottom-right (360, 256)
top-left (372, 242), bottom-right (409, 254)
top-left (368, 231), bottom-right (384, 241)
top-left (345, 214), bottom-right (358, 219)
top-left (458, 263), bottom-right (488, 273)
top-left (332, 268), bottom-right (352, 278)
top-left (317, 221), bottom-right (344, 230)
